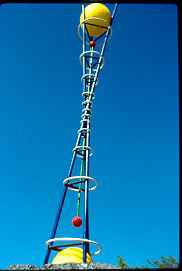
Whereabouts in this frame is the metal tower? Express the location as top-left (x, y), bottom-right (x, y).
top-left (44, 3), bottom-right (118, 265)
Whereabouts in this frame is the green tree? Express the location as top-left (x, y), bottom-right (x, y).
top-left (118, 255), bottom-right (179, 269)
top-left (118, 256), bottom-right (132, 269)
top-left (146, 256), bottom-right (178, 268)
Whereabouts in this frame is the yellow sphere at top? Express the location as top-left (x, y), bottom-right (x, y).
top-left (52, 247), bottom-right (93, 264)
top-left (80, 3), bottom-right (111, 37)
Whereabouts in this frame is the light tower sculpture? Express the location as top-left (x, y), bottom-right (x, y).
top-left (44, 3), bottom-right (118, 265)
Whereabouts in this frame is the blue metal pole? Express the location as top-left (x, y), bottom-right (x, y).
top-left (87, 3), bottom-right (119, 99)
top-left (82, 4), bottom-right (86, 97)
top-left (82, 3), bottom-right (119, 262)
top-left (111, 3), bottom-right (118, 26)
top-left (44, 134), bottom-right (82, 264)
top-left (43, 187), bottom-right (67, 265)
top-left (83, 119), bottom-right (91, 262)
top-left (81, 4), bottom-right (90, 263)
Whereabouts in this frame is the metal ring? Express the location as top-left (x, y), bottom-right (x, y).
top-left (81, 113), bottom-right (92, 119)
top-left (80, 51), bottom-right (105, 70)
top-left (81, 73), bottom-right (99, 86)
top-left (63, 176), bottom-right (98, 192)
top-left (82, 92), bottom-right (95, 100)
top-left (78, 17), bottom-right (112, 46)
top-left (73, 145), bottom-right (93, 158)
top-left (82, 108), bottom-right (92, 114)
top-left (78, 128), bottom-right (90, 134)
top-left (46, 237), bottom-right (102, 256)
top-left (82, 100), bottom-right (93, 106)
top-left (80, 119), bottom-right (91, 124)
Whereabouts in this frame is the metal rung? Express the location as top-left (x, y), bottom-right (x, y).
top-left (81, 73), bottom-right (99, 86)
top-left (78, 128), bottom-right (90, 135)
top-left (81, 114), bottom-right (91, 120)
top-left (78, 17), bottom-right (112, 46)
top-left (73, 145), bottom-right (93, 158)
top-left (46, 238), bottom-right (102, 256)
top-left (82, 92), bottom-right (95, 99)
top-left (64, 183), bottom-right (85, 192)
top-left (48, 242), bottom-right (83, 252)
top-left (80, 119), bottom-right (91, 125)
top-left (80, 50), bottom-right (105, 70)
top-left (63, 176), bottom-right (98, 192)
top-left (82, 100), bottom-right (93, 106)
top-left (82, 108), bottom-right (92, 114)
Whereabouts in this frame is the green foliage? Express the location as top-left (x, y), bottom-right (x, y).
top-left (118, 255), bottom-right (178, 269)
top-left (118, 256), bottom-right (132, 269)
top-left (146, 256), bottom-right (178, 268)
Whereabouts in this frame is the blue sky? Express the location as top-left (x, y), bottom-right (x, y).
top-left (0, 3), bottom-right (179, 269)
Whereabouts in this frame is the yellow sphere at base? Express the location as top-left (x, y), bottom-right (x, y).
top-left (80, 3), bottom-right (111, 37)
top-left (52, 247), bottom-right (93, 264)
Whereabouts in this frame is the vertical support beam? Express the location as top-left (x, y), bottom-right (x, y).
top-left (81, 4), bottom-right (90, 263)
top-left (83, 3), bottom-right (119, 103)
top-left (44, 133), bottom-right (82, 265)
top-left (43, 187), bottom-right (67, 265)
top-left (111, 3), bottom-right (118, 26)
top-left (83, 124), bottom-right (91, 260)
top-left (82, 4), bottom-right (86, 97)
top-left (81, 4), bottom-right (119, 262)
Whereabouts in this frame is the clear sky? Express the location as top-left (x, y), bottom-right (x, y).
top-left (0, 3), bottom-right (179, 269)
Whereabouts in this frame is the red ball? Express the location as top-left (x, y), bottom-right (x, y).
top-left (72, 216), bottom-right (82, 228)
top-left (90, 40), bottom-right (96, 48)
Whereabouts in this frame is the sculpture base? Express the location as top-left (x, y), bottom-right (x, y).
top-left (7, 263), bottom-right (120, 270)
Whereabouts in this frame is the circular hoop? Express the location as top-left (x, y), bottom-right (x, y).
top-left (80, 119), bottom-right (91, 124)
top-left (82, 92), bottom-right (95, 100)
top-left (73, 145), bottom-right (93, 158)
top-left (46, 237), bottom-right (102, 256)
top-left (82, 108), bottom-right (92, 114)
top-left (81, 73), bottom-right (99, 86)
top-left (80, 50), bottom-right (105, 70)
top-left (78, 17), bottom-right (112, 46)
top-left (82, 100), bottom-right (93, 106)
top-left (63, 176), bottom-right (98, 192)
top-left (78, 128), bottom-right (90, 134)
top-left (81, 113), bottom-right (92, 119)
